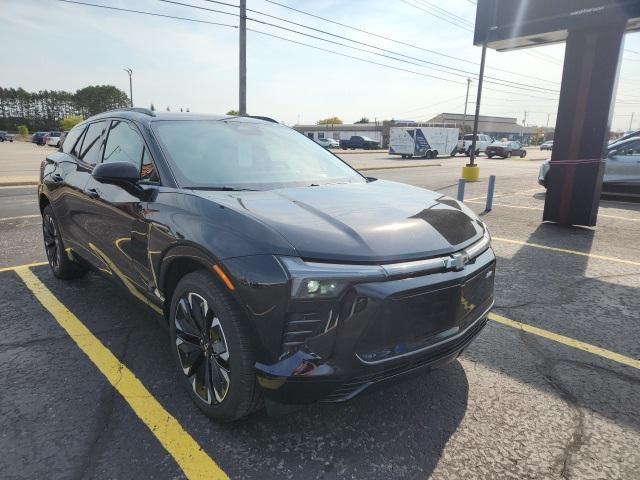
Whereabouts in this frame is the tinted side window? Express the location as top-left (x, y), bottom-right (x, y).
top-left (616, 140), bottom-right (640, 156)
top-left (78, 121), bottom-right (107, 165)
top-left (62, 125), bottom-right (86, 155)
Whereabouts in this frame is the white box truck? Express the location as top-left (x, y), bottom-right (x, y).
top-left (388, 126), bottom-right (460, 159)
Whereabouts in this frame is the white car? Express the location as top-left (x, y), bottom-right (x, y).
top-left (315, 137), bottom-right (339, 148)
top-left (45, 131), bottom-right (63, 147)
top-left (456, 133), bottom-right (493, 156)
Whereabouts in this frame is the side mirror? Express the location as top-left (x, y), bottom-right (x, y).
top-left (92, 161), bottom-right (140, 183)
top-left (607, 149), bottom-right (617, 158)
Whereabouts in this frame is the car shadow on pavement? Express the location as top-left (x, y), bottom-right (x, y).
top-left (221, 361), bottom-right (469, 478)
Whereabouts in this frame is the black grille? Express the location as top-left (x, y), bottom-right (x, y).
top-left (321, 317), bottom-right (487, 402)
top-left (281, 312), bottom-right (325, 351)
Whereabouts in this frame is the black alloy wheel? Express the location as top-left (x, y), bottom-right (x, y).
top-left (169, 271), bottom-right (262, 421)
top-left (42, 205), bottom-right (86, 279)
top-left (42, 209), bottom-right (61, 272)
top-left (174, 292), bottom-right (231, 405)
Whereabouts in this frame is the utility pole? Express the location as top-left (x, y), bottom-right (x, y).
top-left (547, 112), bottom-right (550, 127)
top-left (523, 110), bottom-right (527, 142)
top-left (123, 67), bottom-right (133, 107)
top-left (462, 77), bottom-right (471, 133)
top-left (468, 42), bottom-right (487, 168)
top-left (629, 112), bottom-right (635, 131)
top-left (239, 0), bottom-right (247, 115)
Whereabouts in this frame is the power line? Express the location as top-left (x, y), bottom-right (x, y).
top-left (57, 0), bottom-right (571, 105)
top-left (258, 0), bottom-right (561, 86)
top-left (164, 0), bottom-right (559, 95)
top-left (413, 0), bottom-right (474, 27)
top-left (399, 0), bottom-right (473, 32)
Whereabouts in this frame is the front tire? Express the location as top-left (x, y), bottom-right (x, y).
top-left (42, 204), bottom-right (87, 280)
top-left (506, 151), bottom-right (512, 158)
top-left (170, 270), bottom-right (262, 422)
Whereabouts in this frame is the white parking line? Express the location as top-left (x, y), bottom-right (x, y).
top-left (0, 214), bottom-right (40, 222)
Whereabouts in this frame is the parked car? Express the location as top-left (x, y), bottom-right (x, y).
top-left (540, 140), bottom-right (553, 151)
top-left (0, 131), bottom-right (15, 142)
top-left (539, 134), bottom-right (640, 194)
top-left (45, 131), bottom-right (63, 147)
top-left (455, 134), bottom-right (493, 156)
top-left (39, 109), bottom-right (495, 421)
top-left (315, 137), bottom-right (339, 148)
top-left (339, 135), bottom-right (380, 150)
top-left (32, 131), bottom-right (49, 145)
top-left (486, 141), bottom-right (527, 158)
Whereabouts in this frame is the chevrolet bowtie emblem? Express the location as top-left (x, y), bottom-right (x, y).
top-left (445, 252), bottom-right (469, 271)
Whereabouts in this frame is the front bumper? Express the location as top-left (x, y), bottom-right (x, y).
top-left (255, 248), bottom-right (495, 405)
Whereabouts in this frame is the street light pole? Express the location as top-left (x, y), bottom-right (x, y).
top-left (239, 0), bottom-right (247, 115)
top-left (123, 68), bottom-right (133, 107)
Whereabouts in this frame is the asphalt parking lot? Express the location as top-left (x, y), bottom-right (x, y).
top-left (1, 142), bottom-right (639, 479)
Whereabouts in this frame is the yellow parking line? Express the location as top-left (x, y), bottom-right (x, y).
top-left (489, 313), bottom-right (640, 370)
top-left (0, 261), bottom-right (48, 272)
top-left (16, 267), bottom-right (228, 480)
top-left (492, 237), bottom-right (640, 267)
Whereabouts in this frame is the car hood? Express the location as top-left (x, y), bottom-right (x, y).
top-left (191, 180), bottom-right (485, 263)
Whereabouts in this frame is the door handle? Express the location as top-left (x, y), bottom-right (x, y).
top-left (86, 188), bottom-right (100, 199)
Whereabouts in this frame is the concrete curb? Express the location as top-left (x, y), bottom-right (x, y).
top-left (0, 180), bottom-right (39, 187)
top-left (358, 163), bottom-right (442, 171)
top-left (336, 150), bottom-right (388, 155)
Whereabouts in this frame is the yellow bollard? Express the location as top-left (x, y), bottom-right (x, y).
top-left (461, 164), bottom-right (480, 182)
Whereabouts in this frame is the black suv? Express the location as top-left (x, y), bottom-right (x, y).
top-left (38, 109), bottom-right (495, 421)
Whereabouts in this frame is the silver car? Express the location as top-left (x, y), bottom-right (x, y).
top-left (315, 137), bottom-right (339, 149)
top-left (539, 134), bottom-right (640, 193)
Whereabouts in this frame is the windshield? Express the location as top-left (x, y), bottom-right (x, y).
top-left (152, 120), bottom-right (365, 190)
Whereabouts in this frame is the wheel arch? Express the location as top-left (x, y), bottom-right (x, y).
top-left (39, 193), bottom-right (50, 213)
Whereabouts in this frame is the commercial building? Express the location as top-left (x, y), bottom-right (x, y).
top-left (426, 113), bottom-right (554, 143)
top-left (293, 123), bottom-right (383, 144)
top-left (295, 114), bottom-right (553, 148)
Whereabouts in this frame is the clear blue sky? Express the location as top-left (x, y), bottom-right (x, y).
top-left (2, 0), bottom-right (639, 130)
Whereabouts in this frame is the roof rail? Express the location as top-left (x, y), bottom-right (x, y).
top-left (245, 115), bottom-right (278, 124)
top-left (126, 107), bottom-right (156, 117)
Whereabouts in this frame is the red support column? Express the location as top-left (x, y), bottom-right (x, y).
top-left (543, 20), bottom-right (627, 226)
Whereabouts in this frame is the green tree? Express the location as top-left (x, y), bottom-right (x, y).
top-left (74, 85), bottom-right (129, 117)
top-left (226, 109), bottom-right (240, 116)
top-left (318, 116), bottom-right (343, 125)
top-left (16, 124), bottom-right (29, 139)
top-left (59, 115), bottom-right (83, 131)
top-left (355, 117), bottom-right (369, 124)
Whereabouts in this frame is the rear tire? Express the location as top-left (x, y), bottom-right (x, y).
top-left (170, 270), bottom-right (262, 422)
top-left (520, 151), bottom-right (526, 158)
top-left (42, 205), bottom-right (87, 280)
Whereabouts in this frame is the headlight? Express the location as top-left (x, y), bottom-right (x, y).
top-left (278, 256), bottom-right (385, 299)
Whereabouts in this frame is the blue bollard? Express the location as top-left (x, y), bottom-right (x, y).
top-left (486, 175), bottom-right (496, 211)
top-left (457, 178), bottom-right (466, 201)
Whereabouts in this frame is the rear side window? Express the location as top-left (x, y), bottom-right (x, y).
top-left (78, 121), bottom-right (107, 165)
top-left (62, 125), bottom-right (86, 155)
